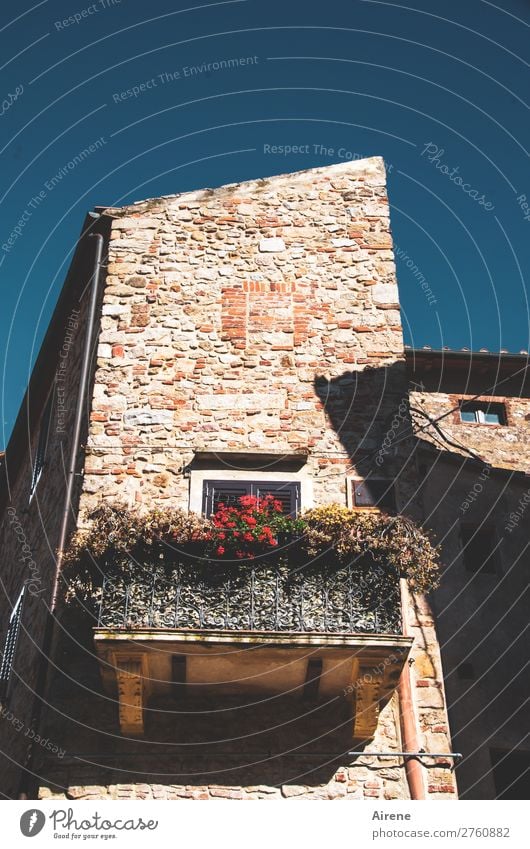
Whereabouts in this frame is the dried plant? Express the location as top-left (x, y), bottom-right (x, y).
top-left (62, 501), bottom-right (440, 602)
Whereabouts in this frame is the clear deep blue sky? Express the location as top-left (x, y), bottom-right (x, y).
top-left (1, 0), bottom-right (529, 448)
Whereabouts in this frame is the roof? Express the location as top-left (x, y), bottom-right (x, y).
top-left (101, 156), bottom-right (387, 217)
top-left (404, 345), bottom-right (529, 359)
top-left (405, 346), bottom-right (529, 397)
top-left (0, 214), bottom-right (110, 513)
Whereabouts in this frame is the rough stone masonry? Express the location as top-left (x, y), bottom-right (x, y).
top-left (37, 157), bottom-right (456, 800)
top-left (83, 157), bottom-right (405, 511)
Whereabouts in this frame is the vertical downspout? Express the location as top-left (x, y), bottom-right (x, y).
top-left (398, 577), bottom-right (427, 800)
top-left (18, 232), bottom-right (104, 798)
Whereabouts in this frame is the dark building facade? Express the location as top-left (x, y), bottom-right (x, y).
top-left (407, 347), bottom-right (530, 800)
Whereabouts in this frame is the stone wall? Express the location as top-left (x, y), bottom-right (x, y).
top-left (410, 386), bottom-right (530, 472)
top-left (81, 157), bottom-right (408, 515)
top-left (0, 158), bottom-right (458, 800)
top-left (409, 361), bottom-right (530, 798)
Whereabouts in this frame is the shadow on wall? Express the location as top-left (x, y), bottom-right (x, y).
top-left (36, 612), bottom-right (363, 793)
top-left (38, 697), bottom-right (357, 793)
top-left (313, 361), bottom-right (416, 499)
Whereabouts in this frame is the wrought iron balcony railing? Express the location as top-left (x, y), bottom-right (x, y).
top-left (97, 559), bottom-right (402, 635)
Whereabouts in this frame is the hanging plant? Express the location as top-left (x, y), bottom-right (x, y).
top-left (62, 500), bottom-right (440, 600)
top-left (300, 504), bottom-right (440, 593)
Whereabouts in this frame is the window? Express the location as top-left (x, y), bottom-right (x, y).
top-left (0, 586), bottom-right (25, 702)
top-left (460, 522), bottom-right (498, 574)
top-left (491, 749), bottom-right (530, 799)
top-left (350, 478), bottom-right (396, 512)
top-left (30, 390), bottom-right (54, 498)
top-left (459, 401), bottom-right (506, 425)
top-left (202, 480), bottom-right (300, 518)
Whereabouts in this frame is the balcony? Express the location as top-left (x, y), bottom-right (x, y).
top-left (97, 559), bottom-right (403, 634)
top-left (94, 558), bottom-right (412, 740)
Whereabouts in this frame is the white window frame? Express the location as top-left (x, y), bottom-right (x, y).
top-left (459, 402), bottom-right (505, 425)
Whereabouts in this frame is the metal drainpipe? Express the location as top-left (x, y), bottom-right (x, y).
top-left (18, 231), bottom-right (104, 799)
top-left (398, 577), bottom-right (427, 800)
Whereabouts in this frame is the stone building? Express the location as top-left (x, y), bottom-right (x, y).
top-left (406, 347), bottom-right (530, 800)
top-left (0, 156), bottom-right (525, 801)
top-left (0, 224), bottom-right (110, 798)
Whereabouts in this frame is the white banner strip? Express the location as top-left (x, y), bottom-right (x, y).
top-left (2, 800), bottom-right (526, 849)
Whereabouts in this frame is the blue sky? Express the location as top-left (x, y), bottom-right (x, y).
top-left (1, 0), bottom-right (529, 447)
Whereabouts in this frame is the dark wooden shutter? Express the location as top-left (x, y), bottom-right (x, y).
top-left (202, 480), bottom-right (301, 517)
top-left (352, 479), bottom-right (395, 511)
top-left (254, 482), bottom-right (300, 517)
top-left (203, 481), bottom-right (252, 517)
top-left (0, 586), bottom-right (25, 701)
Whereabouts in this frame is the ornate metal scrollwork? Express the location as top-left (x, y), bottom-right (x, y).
top-left (98, 559), bottom-right (402, 635)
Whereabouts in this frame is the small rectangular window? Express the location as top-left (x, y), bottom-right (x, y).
top-left (0, 586), bottom-right (25, 702)
top-left (30, 391), bottom-right (54, 498)
top-left (459, 401), bottom-right (506, 425)
top-left (460, 522), bottom-right (498, 574)
top-left (202, 480), bottom-right (300, 517)
top-left (351, 478), bottom-right (396, 512)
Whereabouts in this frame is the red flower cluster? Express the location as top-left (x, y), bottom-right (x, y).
top-left (210, 493), bottom-right (289, 560)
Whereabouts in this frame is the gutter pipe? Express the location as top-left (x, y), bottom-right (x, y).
top-left (397, 578), bottom-right (427, 800)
